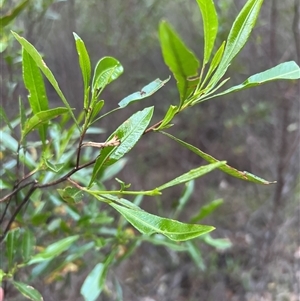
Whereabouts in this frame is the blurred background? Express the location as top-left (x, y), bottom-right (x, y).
top-left (1, 0), bottom-right (299, 300)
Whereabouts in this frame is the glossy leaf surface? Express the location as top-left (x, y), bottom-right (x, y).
top-left (98, 194), bottom-right (143, 211)
top-left (159, 21), bottom-right (200, 104)
top-left (162, 131), bottom-right (276, 184)
top-left (157, 105), bottom-right (178, 130)
top-left (92, 56), bottom-right (123, 92)
top-left (212, 61), bottom-right (300, 98)
top-left (201, 41), bottom-right (225, 88)
top-left (22, 49), bottom-right (49, 144)
top-left (27, 235), bottom-right (79, 265)
top-left (73, 32), bottom-right (91, 108)
top-left (208, 0), bottom-right (264, 89)
top-left (118, 78), bottom-right (170, 108)
top-left (156, 161), bottom-right (225, 191)
top-left (13, 281), bottom-right (43, 301)
top-left (110, 203), bottom-right (215, 241)
top-left (22, 107), bottom-right (69, 138)
top-left (196, 0), bottom-right (218, 64)
top-left (89, 107), bottom-right (154, 185)
top-left (12, 32), bottom-right (78, 127)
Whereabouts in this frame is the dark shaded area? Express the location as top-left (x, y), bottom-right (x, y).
top-left (1, 0), bottom-right (299, 300)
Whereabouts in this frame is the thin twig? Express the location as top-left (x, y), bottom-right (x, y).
top-left (0, 182), bottom-right (37, 244)
top-left (81, 136), bottom-right (120, 148)
top-left (0, 180), bottom-right (36, 203)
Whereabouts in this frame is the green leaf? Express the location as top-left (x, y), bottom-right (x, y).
top-left (0, 0), bottom-right (29, 28)
top-left (162, 131), bottom-right (276, 184)
top-left (57, 186), bottom-right (84, 204)
top-left (110, 202), bottom-right (215, 241)
top-left (211, 61), bottom-right (300, 98)
top-left (157, 105), bottom-right (178, 130)
top-left (11, 31), bottom-right (79, 128)
top-left (190, 199), bottom-right (223, 223)
top-left (80, 251), bottom-right (115, 301)
top-left (159, 21), bottom-right (200, 105)
top-left (92, 56), bottom-right (123, 93)
top-left (21, 229), bottom-right (36, 262)
top-left (22, 48), bottom-right (49, 144)
top-left (90, 100), bottom-right (104, 122)
top-left (98, 194), bottom-right (143, 211)
top-left (43, 158), bottom-right (64, 173)
top-left (202, 233), bottom-right (232, 249)
top-left (156, 161), bottom-right (226, 191)
top-left (173, 180), bottom-right (194, 219)
top-left (22, 107), bottom-right (69, 138)
top-left (0, 106), bottom-right (13, 131)
top-left (100, 158), bottom-right (128, 182)
top-left (89, 107), bottom-right (154, 186)
top-left (196, 0), bottom-right (218, 64)
top-left (0, 269), bottom-right (6, 283)
top-left (201, 41), bottom-right (225, 88)
top-left (73, 32), bottom-right (91, 109)
top-left (27, 235), bottom-right (79, 265)
top-left (13, 281), bottom-right (43, 301)
top-left (5, 228), bottom-right (20, 269)
top-left (19, 97), bottom-right (27, 138)
top-left (118, 77), bottom-right (170, 108)
top-left (80, 263), bottom-right (104, 301)
top-left (22, 49), bottom-right (49, 115)
top-left (186, 241), bottom-right (205, 271)
top-left (207, 0), bottom-right (264, 90)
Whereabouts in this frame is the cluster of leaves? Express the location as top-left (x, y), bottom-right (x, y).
top-left (0, 0), bottom-right (299, 300)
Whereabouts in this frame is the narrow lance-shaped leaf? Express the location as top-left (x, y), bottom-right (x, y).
top-left (21, 229), bottom-right (36, 262)
top-left (80, 251), bottom-right (115, 301)
top-left (207, 0), bottom-right (264, 91)
top-left (173, 180), bottom-right (194, 219)
top-left (11, 31), bottom-right (79, 129)
top-left (118, 77), bottom-right (170, 108)
top-left (157, 105), bottom-right (178, 130)
top-left (0, 0), bottom-right (29, 28)
top-left (5, 228), bottom-right (20, 269)
top-left (0, 107), bottom-right (13, 131)
top-left (202, 233), bottom-right (232, 249)
top-left (186, 241), bottom-right (206, 271)
top-left (13, 281), bottom-right (43, 301)
top-left (27, 235), bottom-right (79, 265)
top-left (80, 263), bottom-right (104, 301)
top-left (89, 107), bottom-right (154, 186)
top-left (159, 21), bottom-right (200, 105)
top-left (19, 97), bottom-right (27, 141)
top-left (57, 186), bottom-right (84, 204)
top-left (209, 61), bottom-right (300, 98)
top-left (22, 48), bottom-right (49, 145)
top-left (92, 56), bottom-right (123, 94)
top-left (190, 199), bottom-right (224, 223)
top-left (73, 32), bottom-right (91, 109)
top-left (110, 202), bottom-right (215, 241)
top-left (22, 107), bottom-right (69, 139)
top-left (200, 41), bottom-right (225, 89)
top-left (156, 161), bottom-right (226, 191)
top-left (162, 131), bottom-right (276, 184)
top-left (196, 0), bottom-right (218, 64)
